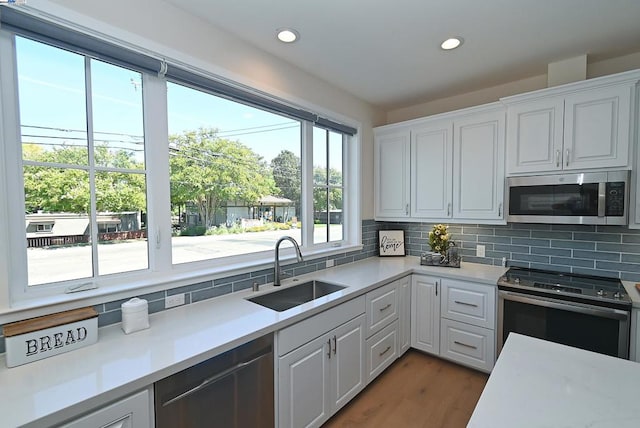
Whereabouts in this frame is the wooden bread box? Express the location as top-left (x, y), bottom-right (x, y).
top-left (3, 307), bottom-right (98, 367)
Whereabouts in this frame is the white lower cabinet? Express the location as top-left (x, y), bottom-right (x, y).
top-left (411, 275), bottom-right (440, 355)
top-left (366, 320), bottom-right (398, 381)
top-left (60, 388), bottom-right (152, 428)
top-left (440, 318), bottom-right (495, 372)
top-left (277, 302), bottom-right (365, 428)
top-left (412, 275), bottom-right (496, 373)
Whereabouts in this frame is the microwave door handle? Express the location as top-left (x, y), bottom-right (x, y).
top-left (598, 182), bottom-right (606, 217)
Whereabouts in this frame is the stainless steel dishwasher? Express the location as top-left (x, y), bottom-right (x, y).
top-left (154, 335), bottom-right (274, 428)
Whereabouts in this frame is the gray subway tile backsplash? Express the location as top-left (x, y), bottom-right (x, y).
top-left (3, 219), bottom-right (640, 356)
top-left (380, 221), bottom-right (640, 283)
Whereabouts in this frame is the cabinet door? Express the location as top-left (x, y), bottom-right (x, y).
top-left (374, 129), bottom-right (410, 219)
top-left (61, 388), bottom-right (151, 428)
top-left (506, 97), bottom-right (564, 174)
top-left (563, 84), bottom-right (632, 170)
top-left (453, 109), bottom-right (506, 220)
top-left (331, 314), bottom-right (365, 412)
top-left (397, 275), bottom-right (411, 356)
top-left (411, 121), bottom-right (453, 218)
top-left (411, 275), bottom-right (440, 355)
top-left (278, 334), bottom-right (331, 428)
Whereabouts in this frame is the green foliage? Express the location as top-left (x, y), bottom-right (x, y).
top-left (313, 166), bottom-right (343, 213)
top-left (22, 143), bottom-right (146, 213)
top-left (271, 150), bottom-right (301, 208)
top-left (169, 128), bottom-right (276, 228)
top-left (180, 225), bottom-right (207, 236)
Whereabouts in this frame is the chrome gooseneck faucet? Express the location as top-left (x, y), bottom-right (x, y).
top-left (274, 236), bottom-right (303, 286)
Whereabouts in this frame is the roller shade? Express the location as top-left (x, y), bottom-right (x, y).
top-left (0, 6), bottom-right (162, 75)
top-left (0, 6), bottom-right (357, 135)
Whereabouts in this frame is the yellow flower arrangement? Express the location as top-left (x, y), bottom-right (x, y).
top-left (428, 223), bottom-right (452, 255)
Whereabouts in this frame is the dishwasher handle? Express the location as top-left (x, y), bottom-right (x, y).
top-left (162, 350), bottom-right (271, 408)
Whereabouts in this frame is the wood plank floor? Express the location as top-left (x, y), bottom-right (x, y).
top-left (323, 350), bottom-right (489, 428)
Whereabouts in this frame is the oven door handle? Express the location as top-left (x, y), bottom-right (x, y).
top-left (498, 290), bottom-right (629, 320)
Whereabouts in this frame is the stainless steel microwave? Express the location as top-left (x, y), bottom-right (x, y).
top-left (506, 171), bottom-right (629, 225)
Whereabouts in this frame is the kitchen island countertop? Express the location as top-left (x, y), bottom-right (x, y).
top-left (468, 333), bottom-right (640, 428)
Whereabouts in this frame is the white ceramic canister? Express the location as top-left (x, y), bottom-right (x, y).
top-left (121, 297), bottom-right (150, 334)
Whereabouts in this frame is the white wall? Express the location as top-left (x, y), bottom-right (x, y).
top-left (385, 52), bottom-right (640, 124)
top-left (42, 0), bottom-right (383, 220)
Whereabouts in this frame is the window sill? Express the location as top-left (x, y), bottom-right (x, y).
top-left (0, 243), bottom-right (364, 325)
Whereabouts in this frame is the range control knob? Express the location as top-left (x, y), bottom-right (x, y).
top-left (597, 289), bottom-right (606, 297)
top-left (613, 291), bottom-right (623, 299)
top-left (514, 277), bottom-right (520, 285)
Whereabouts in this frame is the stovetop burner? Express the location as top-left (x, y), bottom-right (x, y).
top-left (497, 266), bottom-right (631, 306)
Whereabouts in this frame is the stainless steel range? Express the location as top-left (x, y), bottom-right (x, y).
top-left (497, 267), bottom-right (631, 359)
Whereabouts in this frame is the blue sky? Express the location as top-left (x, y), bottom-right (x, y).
top-left (16, 35), bottom-right (313, 166)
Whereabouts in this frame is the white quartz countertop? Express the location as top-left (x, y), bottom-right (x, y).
top-left (468, 333), bottom-right (640, 428)
top-left (0, 256), bottom-right (506, 428)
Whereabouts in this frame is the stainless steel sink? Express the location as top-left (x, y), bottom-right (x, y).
top-left (247, 280), bottom-right (346, 312)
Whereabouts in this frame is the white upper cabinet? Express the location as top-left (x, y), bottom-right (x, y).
top-left (563, 85), bottom-right (631, 170)
top-left (453, 109), bottom-right (505, 220)
top-left (374, 129), bottom-right (410, 218)
top-left (411, 121), bottom-right (453, 218)
top-left (374, 103), bottom-right (506, 223)
top-left (504, 71), bottom-right (639, 175)
top-left (506, 96), bottom-right (564, 173)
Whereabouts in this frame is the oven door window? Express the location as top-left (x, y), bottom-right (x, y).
top-left (502, 299), bottom-right (623, 358)
top-left (509, 183), bottom-right (599, 216)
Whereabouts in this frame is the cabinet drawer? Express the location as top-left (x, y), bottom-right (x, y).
top-left (366, 281), bottom-right (398, 337)
top-left (440, 318), bottom-right (495, 373)
top-left (366, 320), bottom-right (398, 383)
top-left (441, 279), bottom-right (495, 329)
top-left (278, 295), bottom-right (366, 356)
top-left (61, 388), bottom-right (152, 428)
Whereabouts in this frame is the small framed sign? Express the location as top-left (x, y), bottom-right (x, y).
top-left (378, 230), bottom-right (406, 257)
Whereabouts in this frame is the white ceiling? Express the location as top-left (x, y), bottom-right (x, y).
top-left (164, 0), bottom-right (640, 110)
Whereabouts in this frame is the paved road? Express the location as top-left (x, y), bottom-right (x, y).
top-left (27, 226), bottom-right (343, 285)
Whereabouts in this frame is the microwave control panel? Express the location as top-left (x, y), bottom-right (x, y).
top-left (605, 182), bottom-right (625, 216)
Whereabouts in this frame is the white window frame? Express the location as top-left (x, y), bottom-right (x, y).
top-left (0, 22), bottom-right (361, 314)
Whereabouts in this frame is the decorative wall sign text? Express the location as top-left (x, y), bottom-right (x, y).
top-left (378, 230), bottom-right (406, 257)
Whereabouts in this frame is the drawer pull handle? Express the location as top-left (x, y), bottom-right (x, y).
top-left (379, 303), bottom-right (392, 312)
top-left (454, 340), bottom-right (477, 350)
top-left (379, 346), bottom-right (392, 357)
top-left (454, 300), bottom-right (478, 307)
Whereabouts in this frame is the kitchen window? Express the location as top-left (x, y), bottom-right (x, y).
top-left (0, 8), bottom-right (359, 308)
top-left (166, 82), bottom-right (303, 265)
top-left (16, 36), bottom-right (149, 286)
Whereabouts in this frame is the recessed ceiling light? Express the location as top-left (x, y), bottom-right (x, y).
top-left (277, 28), bottom-right (299, 43)
top-left (440, 37), bottom-right (463, 50)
